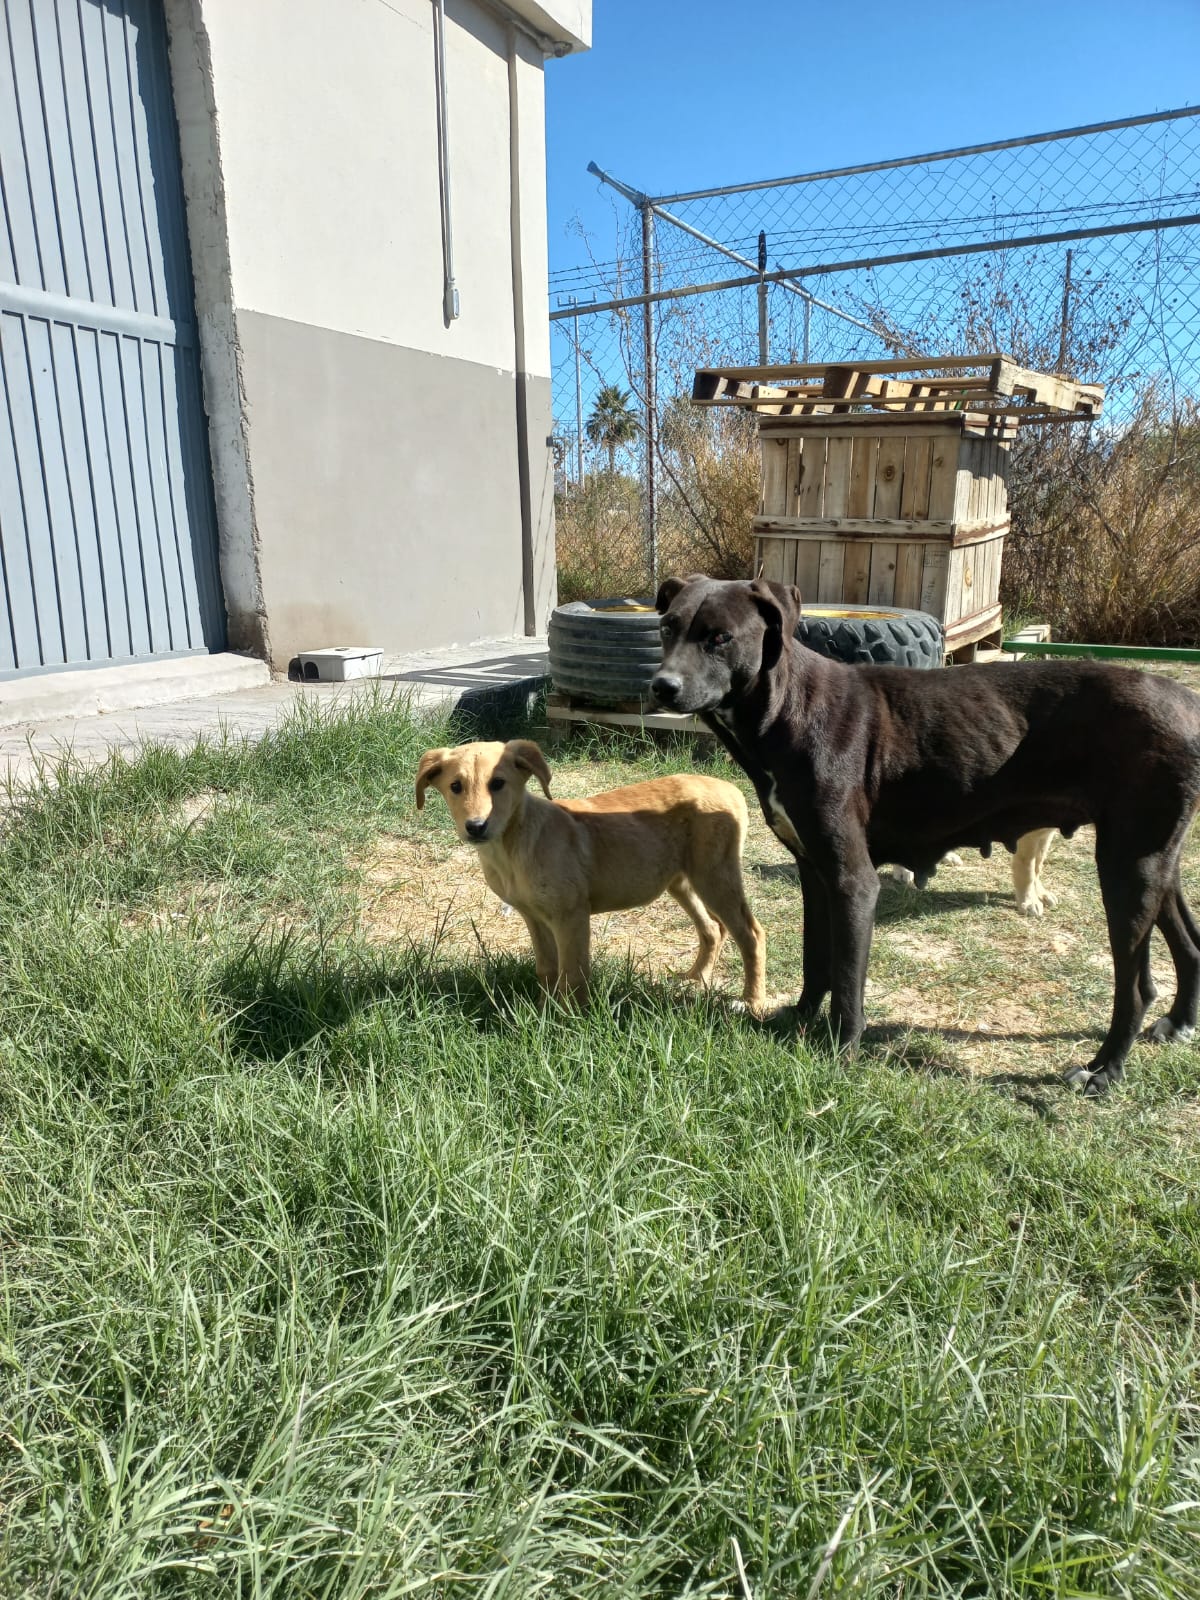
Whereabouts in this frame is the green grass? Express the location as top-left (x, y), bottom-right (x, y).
top-left (1, 694), bottom-right (1198, 1598)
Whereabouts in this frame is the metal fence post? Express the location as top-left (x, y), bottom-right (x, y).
top-left (572, 299), bottom-right (584, 486)
top-left (641, 200), bottom-right (658, 582)
top-left (758, 230), bottom-right (769, 363)
top-left (1058, 249), bottom-right (1074, 372)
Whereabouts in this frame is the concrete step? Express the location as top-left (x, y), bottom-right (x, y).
top-left (0, 653), bottom-right (271, 731)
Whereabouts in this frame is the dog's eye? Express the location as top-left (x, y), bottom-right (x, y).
top-left (488, 778), bottom-right (506, 793)
top-left (705, 630), bottom-right (732, 653)
top-left (449, 779), bottom-right (463, 794)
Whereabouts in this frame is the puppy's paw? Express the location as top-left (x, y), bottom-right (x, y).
top-left (1144, 1015), bottom-right (1195, 1045)
top-left (729, 991), bottom-right (791, 1021)
top-left (943, 851), bottom-right (964, 868)
top-left (1014, 891), bottom-right (1045, 918)
top-left (890, 865), bottom-right (917, 889)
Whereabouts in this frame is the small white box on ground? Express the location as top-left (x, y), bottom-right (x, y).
top-left (289, 647), bottom-right (384, 683)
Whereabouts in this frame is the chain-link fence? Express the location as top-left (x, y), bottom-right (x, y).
top-left (550, 107), bottom-right (1200, 610)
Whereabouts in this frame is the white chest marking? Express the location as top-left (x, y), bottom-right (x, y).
top-left (766, 780), bottom-right (806, 857)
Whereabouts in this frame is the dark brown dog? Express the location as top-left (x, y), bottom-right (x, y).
top-left (651, 574), bottom-right (1200, 1094)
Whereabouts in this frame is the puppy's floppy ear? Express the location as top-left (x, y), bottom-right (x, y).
top-left (506, 738), bottom-right (552, 796)
top-left (415, 747), bottom-right (450, 810)
top-left (748, 579), bottom-right (803, 671)
top-left (654, 572), bottom-right (707, 614)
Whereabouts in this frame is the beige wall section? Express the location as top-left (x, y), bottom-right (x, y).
top-left (173, 0), bottom-right (576, 666)
top-left (238, 311), bottom-right (554, 660)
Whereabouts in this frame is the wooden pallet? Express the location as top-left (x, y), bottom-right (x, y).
top-left (693, 353), bottom-right (1104, 423)
top-left (546, 692), bottom-right (712, 740)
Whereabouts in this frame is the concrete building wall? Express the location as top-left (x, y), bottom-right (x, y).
top-left (165, 0), bottom-right (586, 668)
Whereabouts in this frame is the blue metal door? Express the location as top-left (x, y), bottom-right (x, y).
top-left (0, 0), bottom-right (224, 678)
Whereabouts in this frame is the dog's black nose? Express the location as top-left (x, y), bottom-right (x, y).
top-left (652, 673), bottom-right (682, 706)
top-left (465, 817), bottom-right (489, 841)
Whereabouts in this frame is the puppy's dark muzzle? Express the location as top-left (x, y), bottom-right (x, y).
top-left (465, 817), bottom-right (489, 842)
top-left (651, 673), bottom-right (684, 708)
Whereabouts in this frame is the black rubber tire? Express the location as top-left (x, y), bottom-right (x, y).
top-left (548, 597), bottom-right (662, 703)
top-left (796, 604), bottom-right (944, 669)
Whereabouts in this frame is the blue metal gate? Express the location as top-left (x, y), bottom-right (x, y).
top-left (0, 0), bottom-right (224, 678)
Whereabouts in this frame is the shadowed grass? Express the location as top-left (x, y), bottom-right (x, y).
top-left (1, 694), bottom-right (1198, 1597)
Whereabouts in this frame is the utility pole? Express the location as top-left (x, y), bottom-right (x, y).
top-left (641, 200), bottom-right (658, 583)
top-left (757, 230), bottom-right (769, 363)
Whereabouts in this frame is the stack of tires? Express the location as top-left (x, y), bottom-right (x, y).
top-left (547, 597), bottom-right (945, 703)
top-left (547, 598), bottom-right (662, 704)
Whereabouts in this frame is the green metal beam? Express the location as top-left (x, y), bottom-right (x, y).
top-left (1001, 640), bottom-right (1200, 663)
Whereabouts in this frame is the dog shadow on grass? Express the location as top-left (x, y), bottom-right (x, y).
top-left (212, 935), bottom-right (551, 1064)
top-left (750, 862), bottom-right (1007, 921)
top-left (211, 933), bottom-right (766, 1066)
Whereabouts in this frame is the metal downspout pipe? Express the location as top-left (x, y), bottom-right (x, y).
top-left (506, 23), bottom-right (537, 634)
top-left (432, 0), bottom-right (460, 324)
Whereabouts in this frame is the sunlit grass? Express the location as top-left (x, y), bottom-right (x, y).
top-left (1, 692), bottom-right (1198, 1597)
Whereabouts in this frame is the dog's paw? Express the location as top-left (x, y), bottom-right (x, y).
top-left (1062, 1060), bottom-right (1124, 1096)
top-left (890, 865), bottom-right (917, 889)
top-left (1014, 891), bottom-right (1045, 918)
top-left (1144, 1015), bottom-right (1195, 1045)
top-left (943, 851), bottom-right (964, 868)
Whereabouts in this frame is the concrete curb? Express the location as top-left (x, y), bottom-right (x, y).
top-left (0, 653), bottom-right (272, 731)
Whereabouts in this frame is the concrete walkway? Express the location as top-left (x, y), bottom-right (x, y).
top-left (0, 638), bottom-right (550, 789)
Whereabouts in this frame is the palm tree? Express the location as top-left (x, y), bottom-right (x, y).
top-left (585, 384), bottom-right (639, 475)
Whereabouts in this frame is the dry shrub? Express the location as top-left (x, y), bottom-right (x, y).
top-left (656, 399), bottom-right (759, 579)
top-left (554, 408), bottom-right (759, 602)
top-left (1005, 390), bottom-right (1200, 645)
top-left (555, 472), bottom-right (649, 602)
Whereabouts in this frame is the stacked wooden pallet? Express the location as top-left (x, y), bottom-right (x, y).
top-left (692, 355), bottom-right (1103, 658)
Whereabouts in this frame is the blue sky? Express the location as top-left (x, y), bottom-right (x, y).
top-left (544, 0), bottom-right (1200, 293)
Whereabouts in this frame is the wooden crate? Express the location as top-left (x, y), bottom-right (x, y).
top-left (693, 355), bottom-right (1103, 657)
top-left (754, 416), bottom-right (1009, 653)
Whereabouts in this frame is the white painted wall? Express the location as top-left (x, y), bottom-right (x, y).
top-left (193, 0), bottom-right (553, 378)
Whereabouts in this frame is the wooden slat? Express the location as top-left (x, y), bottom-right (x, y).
top-left (817, 539), bottom-right (846, 603)
top-left (694, 355), bottom-right (1104, 420)
top-left (761, 435), bottom-right (788, 516)
top-left (893, 540), bottom-right (924, 609)
top-left (944, 602), bottom-right (1003, 649)
top-left (847, 436), bottom-right (878, 519)
top-left (843, 540), bottom-right (872, 604)
top-left (796, 434), bottom-right (827, 516)
top-left (794, 539), bottom-right (822, 602)
top-left (757, 536), bottom-right (791, 586)
top-left (920, 544), bottom-right (949, 615)
top-left (750, 516), bottom-right (1009, 547)
top-left (785, 438), bottom-right (802, 515)
top-left (754, 515), bottom-right (952, 537)
top-left (823, 437), bottom-right (853, 517)
top-left (899, 435), bottom-right (933, 520)
top-left (944, 547), bottom-right (965, 625)
top-left (873, 435), bottom-right (906, 520)
top-left (868, 542), bottom-right (898, 606)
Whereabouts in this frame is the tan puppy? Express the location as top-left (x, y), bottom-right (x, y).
top-left (415, 739), bottom-right (767, 1011)
top-left (891, 827), bottom-right (1058, 915)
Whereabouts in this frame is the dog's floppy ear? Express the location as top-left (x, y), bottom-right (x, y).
top-left (654, 572), bottom-right (707, 614)
top-left (506, 739), bottom-right (552, 796)
top-left (415, 747), bottom-right (450, 810)
top-left (748, 579), bottom-right (803, 671)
